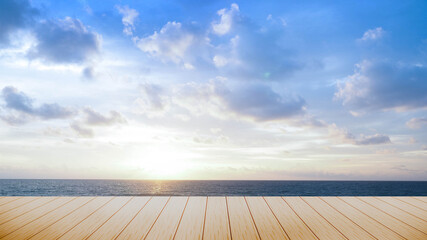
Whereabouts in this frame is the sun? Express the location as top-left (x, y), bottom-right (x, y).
top-left (132, 146), bottom-right (195, 179)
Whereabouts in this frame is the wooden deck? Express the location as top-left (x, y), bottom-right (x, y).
top-left (0, 197), bottom-right (425, 239)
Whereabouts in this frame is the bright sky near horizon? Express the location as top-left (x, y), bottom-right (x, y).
top-left (0, 0), bottom-right (426, 180)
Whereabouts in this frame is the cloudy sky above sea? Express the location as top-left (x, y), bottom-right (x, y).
top-left (0, 0), bottom-right (426, 180)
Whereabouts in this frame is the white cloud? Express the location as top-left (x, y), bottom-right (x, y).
top-left (134, 21), bottom-right (204, 66)
top-left (213, 55), bottom-right (228, 67)
top-left (116, 5), bottom-right (139, 36)
top-left (360, 27), bottom-right (384, 41)
top-left (212, 3), bottom-right (239, 35)
top-left (406, 117), bottom-right (427, 129)
top-left (335, 60), bottom-right (427, 111)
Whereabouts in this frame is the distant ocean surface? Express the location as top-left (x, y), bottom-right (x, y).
top-left (0, 180), bottom-right (426, 196)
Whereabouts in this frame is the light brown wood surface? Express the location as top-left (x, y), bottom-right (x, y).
top-left (0, 196), bottom-right (424, 239)
top-left (284, 197), bottom-right (346, 240)
top-left (203, 197), bottom-right (231, 240)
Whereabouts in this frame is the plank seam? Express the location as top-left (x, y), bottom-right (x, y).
top-left (85, 197), bottom-right (135, 240)
top-left (300, 197), bottom-right (349, 240)
top-left (243, 197), bottom-right (261, 240)
top-left (0, 197), bottom-right (59, 226)
top-left (411, 197), bottom-right (427, 203)
top-left (142, 196), bottom-right (171, 240)
top-left (356, 197), bottom-right (427, 234)
top-left (318, 197), bottom-right (379, 240)
top-left (172, 196), bottom-right (190, 240)
top-left (55, 197), bottom-right (115, 240)
top-left (28, 197), bottom-right (96, 240)
top-left (0, 197), bottom-right (78, 239)
top-left (225, 197), bottom-right (233, 240)
top-left (201, 196), bottom-right (208, 240)
top-left (337, 197), bottom-right (407, 240)
top-left (114, 196), bottom-right (153, 240)
top-left (0, 197), bottom-right (41, 215)
top-left (281, 197), bottom-right (320, 240)
top-left (0, 197), bottom-right (21, 207)
top-left (262, 197), bottom-right (291, 240)
top-left (394, 198), bottom-right (427, 212)
top-left (374, 197), bottom-right (426, 222)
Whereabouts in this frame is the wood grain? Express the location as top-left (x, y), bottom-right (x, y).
top-left (203, 197), bottom-right (231, 240)
top-left (264, 197), bottom-right (318, 240)
top-left (245, 197), bottom-right (289, 240)
top-left (341, 197), bottom-right (426, 240)
top-left (0, 196), bottom-right (424, 240)
top-left (174, 197), bottom-right (206, 240)
top-left (284, 197), bottom-right (346, 240)
top-left (115, 196), bottom-right (169, 240)
top-left (302, 197), bottom-right (375, 240)
top-left (87, 197), bottom-right (150, 240)
top-left (227, 197), bottom-right (260, 240)
top-left (30, 197), bottom-right (113, 240)
top-left (144, 196), bottom-right (188, 240)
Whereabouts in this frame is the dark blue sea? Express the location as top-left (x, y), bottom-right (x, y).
top-left (0, 180), bottom-right (426, 196)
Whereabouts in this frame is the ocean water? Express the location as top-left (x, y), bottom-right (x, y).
top-left (0, 179), bottom-right (426, 196)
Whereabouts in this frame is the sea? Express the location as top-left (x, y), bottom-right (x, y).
top-left (0, 179), bottom-right (426, 196)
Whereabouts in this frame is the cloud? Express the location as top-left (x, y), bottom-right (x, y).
top-left (0, 86), bottom-right (75, 123)
top-left (217, 83), bottom-right (306, 121)
top-left (0, 0), bottom-right (37, 46)
top-left (83, 107), bottom-right (126, 126)
top-left (328, 124), bottom-right (391, 145)
top-left (28, 17), bottom-right (101, 63)
top-left (335, 60), bottom-right (427, 111)
top-left (360, 27), bottom-right (384, 41)
top-left (406, 117), bottom-right (427, 129)
top-left (70, 121), bottom-right (94, 138)
top-left (82, 66), bottom-right (95, 79)
top-left (134, 21), bottom-right (207, 66)
top-left (137, 83), bottom-right (168, 113)
top-left (211, 3), bottom-right (239, 35)
top-left (173, 80), bottom-right (306, 121)
top-left (116, 5), bottom-right (139, 36)
top-left (133, 3), bottom-right (301, 78)
top-left (211, 4), bottom-right (301, 81)
top-left (355, 134), bottom-right (391, 145)
top-left (70, 108), bottom-right (126, 138)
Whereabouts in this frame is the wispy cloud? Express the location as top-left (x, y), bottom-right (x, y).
top-left (116, 5), bottom-right (139, 36)
top-left (359, 27), bottom-right (384, 41)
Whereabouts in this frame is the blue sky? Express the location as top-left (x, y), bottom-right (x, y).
top-left (0, 0), bottom-right (426, 180)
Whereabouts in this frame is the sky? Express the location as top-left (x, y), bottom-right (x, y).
top-left (0, 0), bottom-right (426, 180)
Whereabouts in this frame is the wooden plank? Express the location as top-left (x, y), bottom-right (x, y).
top-left (116, 196), bottom-right (169, 240)
top-left (321, 197), bottom-right (404, 240)
top-left (377, 197), bottom-right (427, 221)
top-left (174, 197), bottom-right (206, 240)
top-left (264, 197), bottom-right (317, 240)
top-left (30, 197), bottom-right (113, 240)
top-left (203, 197), bottom-right (231, 240)
top-left (396, 197), bottom-right (427, 211)
top-left (0, 197), bottom-right (76, 238)
top-left (2, 197), bottom-right (93, 240)
top-left (0, 197), bottom-right (20, 207)
top-left (341, 197), bottom-right (426, 240)
top-left (144, 196), bottom-right (188, 240)
top-left (245, 197), bottom-right (289, 240)
top-left (284, 197), bottom-right (346, 240)
top-left (0, 197), bottom-right (57, 225)
top-left (57, 197), bottom-right (131, 239)
top-left (227, 196), bottom-right (260, 240)
top-left (87, 197), bottom-right (151, 240)
top-left (359, 197), bottom-right (426, 233)
top-left (0, 197), bottom-right (39, 215)
top-left (302, 197), bottom-right (375, 240)
top-left (414, 197), bottom-right (427, 203)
